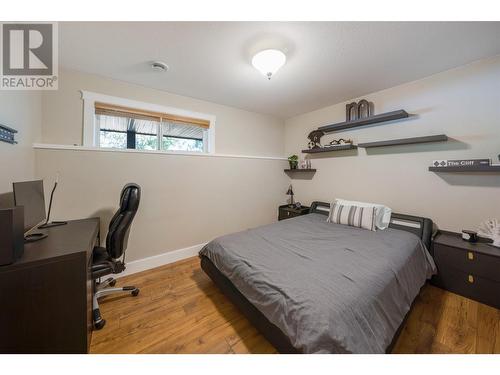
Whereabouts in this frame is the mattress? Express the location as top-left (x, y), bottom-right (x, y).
top-left (199, 213), bottom-right (436, 353)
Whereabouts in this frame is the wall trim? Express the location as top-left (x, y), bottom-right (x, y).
top-left (33, 143), bottom-right (287, 161)
top-left (116, 243), bottom-right (207, 278)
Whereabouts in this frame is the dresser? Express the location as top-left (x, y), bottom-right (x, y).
top-left (432, 231), bottom-right (500, 309)
top-left (278, 205), bottom-right (310, 221)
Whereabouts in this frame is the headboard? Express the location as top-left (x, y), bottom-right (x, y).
top-left (309, 201), bottom-right (434, 249)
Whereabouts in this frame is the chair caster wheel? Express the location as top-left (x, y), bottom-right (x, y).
top-left (94, 319), bottom-right (106, 330)
top-left (132, 288), bottom-right (140, 297)
top-left (109, 279), bottom-right (116, 287)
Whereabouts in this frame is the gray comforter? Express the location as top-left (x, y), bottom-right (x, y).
top-left (199, 213), bottom-right (436, 353)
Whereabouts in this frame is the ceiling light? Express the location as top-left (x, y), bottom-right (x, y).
top-left (151, 61), bottom-right (169, 72)
top-left (251, 49), bottom-right (286, 80)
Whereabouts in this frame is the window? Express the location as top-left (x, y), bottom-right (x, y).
top-left (90, 99), bottom-right (212, 153)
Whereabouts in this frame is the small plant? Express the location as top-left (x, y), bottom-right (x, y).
top-left (288, 155), bottom-right (299, 169)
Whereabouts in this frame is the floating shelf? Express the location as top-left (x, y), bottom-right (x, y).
top-left (284, 169), bottom-right (317, 172)
top-left (302, 144), bottom-right (358, 154)
top-left (429, 165), bottom-right (500, 173)
top-left (359, 134), bottom-right (448, 148)
top-left (318, 110), bottom-right (409, 133)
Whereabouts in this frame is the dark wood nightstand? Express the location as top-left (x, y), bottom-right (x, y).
top-left (432, 231), bottom-right (500, 309)
top-left (278, 205), bottom-right (310, 221)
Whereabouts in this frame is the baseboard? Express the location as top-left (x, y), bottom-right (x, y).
top-left (117, 243), bottom-right (207, 278)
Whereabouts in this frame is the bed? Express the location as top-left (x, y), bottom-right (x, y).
top-left (199, 201), bottom-right (436, 353)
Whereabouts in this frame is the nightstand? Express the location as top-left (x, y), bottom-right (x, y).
top-left (432, 231), bottom-right (500, 309)
top-left (278, 205), bottom-right (310, 221)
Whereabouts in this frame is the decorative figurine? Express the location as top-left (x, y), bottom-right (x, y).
top-left (346, 99), bottom-right (373, 121)
top-left (307, 130), bottom-right (325, 149)
top-left (357, 99), bottom-right (371, 119)
top-left (329, 138), bottom-right (352, 146)
top-left (345, 102), bottom-right (358, 121)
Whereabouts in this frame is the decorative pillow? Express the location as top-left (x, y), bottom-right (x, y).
top-left (327, 202), bottom-right (377, 231)
top-left (334, 198), bottom-right (392, 230)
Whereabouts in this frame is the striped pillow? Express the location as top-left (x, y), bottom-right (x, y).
top-left (327, 202), bottom-right (377, 231)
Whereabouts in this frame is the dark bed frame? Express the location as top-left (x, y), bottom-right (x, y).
top-left (200, 201), bottom-right (434, 354)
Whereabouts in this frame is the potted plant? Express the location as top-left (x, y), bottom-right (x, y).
top-left (288, 155), bottom-right (299, 169)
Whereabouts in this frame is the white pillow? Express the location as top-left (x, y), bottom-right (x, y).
top-left (334, 198), bottom-right (392, 230)
top-left (327, 202), bottom-right (377, 231)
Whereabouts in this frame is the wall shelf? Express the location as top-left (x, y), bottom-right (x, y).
top-left (429, 165), bottom-right (500, 173)
top-left (302, 144), bottom-right (357, 154)
top-left (318, 110), bottom-right (409, 133)
top-left (359, 134), bottom-right (448, 148)
top-left (284, 169), bottom-right (317, 172)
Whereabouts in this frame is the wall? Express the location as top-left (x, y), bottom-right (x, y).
top-left (285, 56), bottom-right (500, 232)
top-left (38, 69), bottom-right (287, 262)
top-left (0, 91), bottom-right (41, 205)
top-left (42, 69), bottom-right (285, 157)
top-left (35, 149), bottom-right (287, 262)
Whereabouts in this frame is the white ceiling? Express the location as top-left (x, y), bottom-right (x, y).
top-left (59, 22), bottom-right (500, 119)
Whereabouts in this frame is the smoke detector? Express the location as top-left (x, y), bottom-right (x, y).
top-left (151, 61), bottom-right (169, 72)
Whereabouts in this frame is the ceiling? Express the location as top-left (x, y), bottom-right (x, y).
top-left (59, 22), bottom-right (500, 119)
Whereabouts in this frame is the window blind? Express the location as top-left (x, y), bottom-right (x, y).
top-left (96, 115), bottom-right (159, 135)
top-left (94, 102), bottom-right (210, 128)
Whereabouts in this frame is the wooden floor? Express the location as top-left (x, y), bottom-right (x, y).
top-left (90, 256), bottom-right (500, 354)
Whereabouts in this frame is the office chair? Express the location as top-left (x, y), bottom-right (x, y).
top-left (92, 183), bottom-right (141, 330)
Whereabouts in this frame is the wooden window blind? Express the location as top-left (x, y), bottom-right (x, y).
top-left (94, 102), bottom-right (210, 128)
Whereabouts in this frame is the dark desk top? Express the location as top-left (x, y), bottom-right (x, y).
top-left (0, 218), bottom-right (100, 271)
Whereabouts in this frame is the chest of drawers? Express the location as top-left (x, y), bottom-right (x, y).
top-left (432, 232), bottom-right (500, 309)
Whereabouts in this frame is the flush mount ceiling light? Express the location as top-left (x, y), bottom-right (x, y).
top-left (151, 61), bottom-right (169, 72)
top-left (251, 49), bottom-right (286, 80)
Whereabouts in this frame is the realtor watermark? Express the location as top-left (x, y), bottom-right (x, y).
top-left (0, 22), bottom-right (58, 90)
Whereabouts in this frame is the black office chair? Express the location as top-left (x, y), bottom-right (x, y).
top-left (92, 183), bottom-right (141, 330)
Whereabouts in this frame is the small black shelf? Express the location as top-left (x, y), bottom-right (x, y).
top-left (429, 165), bottom-right (500, 173)
top-left (318, 110), bottom-right (409, 133)
top-left (302, 144), bottom-right (357, 154)
top-left (359, 134), bottom-right (448, 148)
top-left (284, 169), bottom-right (317, 172)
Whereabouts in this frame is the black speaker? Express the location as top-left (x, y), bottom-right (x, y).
top-left (0, 206), bottom-right (24, 265)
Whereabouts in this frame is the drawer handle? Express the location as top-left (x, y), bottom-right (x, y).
top-left (467, 252), bottom-right (474, 261)
top-left (468, 275), bottom-right (474, 283)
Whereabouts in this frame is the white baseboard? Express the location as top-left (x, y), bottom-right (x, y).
top-left (117, 243), bottom-right (207, 278)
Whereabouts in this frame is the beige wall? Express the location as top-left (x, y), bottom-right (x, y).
top-left (36, 69), bottom-right (288, 262)
top-left (42, 69), bottom-right (285, 157)
top-left (0, 91), bottom-right (41, 205)
top-left (28, 56), bottom-right (500, 264)
top-left (35, 149), bottom-right (288, 261)
top-left (285, 56), bottom-right (500, 232)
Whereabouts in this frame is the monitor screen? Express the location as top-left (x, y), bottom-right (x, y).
top-left (13, 180), bottom-right (46, 232)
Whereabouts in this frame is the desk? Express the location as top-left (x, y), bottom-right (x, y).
top-left (0, 218), bottom-right (99, 353)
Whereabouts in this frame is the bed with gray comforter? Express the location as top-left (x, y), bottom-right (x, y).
top-left (199, 213), bottom-right (436, 353)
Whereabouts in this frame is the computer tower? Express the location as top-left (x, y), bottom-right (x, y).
top-left (0, 206), bottom-right (24, 265)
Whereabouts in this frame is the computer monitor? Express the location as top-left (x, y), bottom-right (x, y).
top-left (13, 180), bottom-right (46, 233)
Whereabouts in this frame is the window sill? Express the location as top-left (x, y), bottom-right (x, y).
top-left (32, 143), bottom-right (287, 161)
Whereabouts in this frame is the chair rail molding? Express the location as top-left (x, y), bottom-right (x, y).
top-left (32, 143), bottom-right (287, 161)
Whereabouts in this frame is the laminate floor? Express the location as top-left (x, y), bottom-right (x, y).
top-left (90, 257), bottom-right (500, 354)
